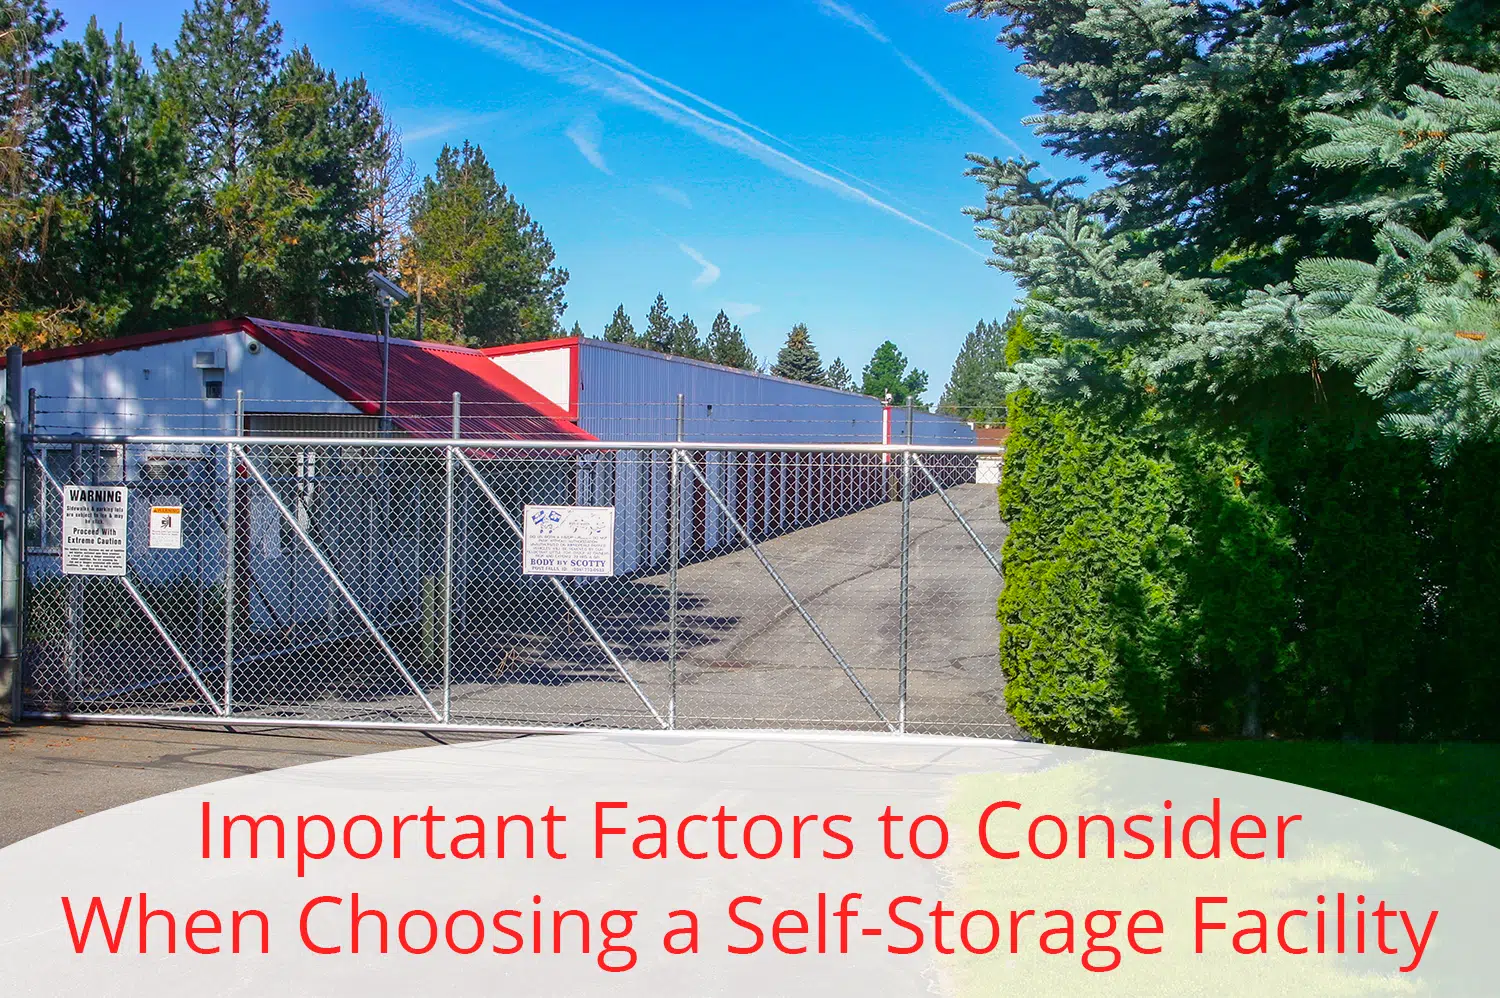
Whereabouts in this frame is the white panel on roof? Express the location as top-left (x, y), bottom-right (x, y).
top-left (489, 346), bottom-right (572, 412)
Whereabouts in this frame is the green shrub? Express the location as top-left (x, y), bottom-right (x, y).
top-left (996, 391), bottom-right (1187, 744)
top-left (998, 384), bottom-right (1500, 745)
top-left (1420, 445), bottom-right (1500, 739)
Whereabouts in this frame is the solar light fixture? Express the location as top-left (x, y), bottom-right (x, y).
top-left (367, 270), bottom-right (410, 432)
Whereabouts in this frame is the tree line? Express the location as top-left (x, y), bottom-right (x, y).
top-left (598, 295), bottom-right (939, 406)
top-left (937, 316), bottom-right (1009, 425)
top-left (0, 0), bottom-right (567, 349)
top-left (952, 0), bottom-right (1500, 745)
top-left (600, 295), bottom-right (756, 371)
top-left (0, 0), bottom-right (1011, 414)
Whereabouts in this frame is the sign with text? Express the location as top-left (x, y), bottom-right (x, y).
top-left (61, 485), bottom-right (128, 576)
top-left (5, 735), bottom-right (1492, 996)
top-left (523, 504), bottom-right (615, 576)
top-left (149, 498), bottom-right (182, 550)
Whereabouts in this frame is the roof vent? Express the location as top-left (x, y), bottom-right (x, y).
top-left (193, 348), bottom-right (226, 370)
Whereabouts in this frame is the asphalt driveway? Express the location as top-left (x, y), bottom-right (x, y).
top-left (0, 721), bottom-right (499, 847)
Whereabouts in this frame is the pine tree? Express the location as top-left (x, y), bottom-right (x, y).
top-left (1292, 62), bottom-right (1500, 460)
top-left (949, 0), bottom-right (1500, 745)
top-left (603, 303), bottom-right (634, 343)
top-left (951, 0), bottom-right (1500, 286)
top-left (939, 318), bottom-right (1010, 422)
top-left (154, 0), bottom-right (281, 318)
top-left (824, 357), bottom-right (853, 391)
top-left (956, 2), bottom-right (1500, 448)
top-left (154, 0), bottom-right (280, 184)
top-left (36, 15), bottom-right (187, 336)
top-left (642, 292), bottom-right (672, 352)
top-left (668, 312), bottom-right (702, 358)
top-left (771, 322), bottom-right (824, 384)
top-left (0, 0), bottom-right (71, 347)
top-left (705, 309), bottom-right (754, 369)
top-left (401, 141), bottom-right (568, 346)
top-left (251, 46), bottom-right (383, 329)
top-left (860, 341), bottom-right (928, 405)
top-left (568, 319), bottom-right (583, 337)
top-left (150, 0), bottom-right (321, 321)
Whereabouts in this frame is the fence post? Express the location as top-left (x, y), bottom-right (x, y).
top-left (63, 440), bottom-right (82, 701)
top-left (2, 346), bottom-right (22, 721)
top-left (898, 401), bottom-right (914, 733)
top-left (667, 393), bottom-right (684, 729)
top-left (22, 392), bottom-right (31, 713)
top-left (224, 390), bottom-right (243, 715)
top-left (443, 392), bottom-right (458, 724)
top-left (898, 451), bottom-right (912, 734)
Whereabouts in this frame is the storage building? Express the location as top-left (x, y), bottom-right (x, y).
top-left (6, 320), bottom-right (979, 582)
top-left (4, 319), bottom-right (981, 718)
top-left (483, 336), bottom-right (976, 572)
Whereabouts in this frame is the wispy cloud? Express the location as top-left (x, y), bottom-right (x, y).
top-left (401, 109), bottom-right (513, 143)
top-left (722, 302), bottom-right (762, 320)
top-left (816, 0), bottom-right (1033, 161)
top-left (565, 113), bottom-right (611, 173)
top-left (678, 243), bottom-right (721, 288)
top-left (650, 183), bottom-right (692, 209)
top-left (816, 0), bottom-right (886, 40)
top-left (366, 0), bottom-right (984, 258)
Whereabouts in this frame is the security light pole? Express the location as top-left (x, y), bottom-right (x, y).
top-left (380, 299), bottom-right (392, 430)
top-left (367, 270), bottom-right (411, 436)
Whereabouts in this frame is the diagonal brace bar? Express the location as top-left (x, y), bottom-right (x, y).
top-left (912, 455), bottom-right (1002, 577)
top-left (678, 451), bottom-right (895, 731)
top-left (34, 456), bottom-right (224, 715)
top-left (236, 447), bottom-right (441, 721)
top-left (119, 574), bottom-right (225, 715)
top-left (455, 449), bottom-right (666, 728)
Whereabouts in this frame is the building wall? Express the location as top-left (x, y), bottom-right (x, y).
top-left (15, 338), bottom-right (429, 651)
top-left (13, 330), bottom-right (358, 438)
top-left (573, 339), bottom-right (977, 446)
top-left (487, 342), bottom-right (575, 415)
top-left (557, 341), bottom-right (981, 576)
top-left (18, 332), bottom-right (986, 590)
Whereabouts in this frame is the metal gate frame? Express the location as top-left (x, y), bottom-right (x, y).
top-left (4, 416), bottom-right (1004, 736)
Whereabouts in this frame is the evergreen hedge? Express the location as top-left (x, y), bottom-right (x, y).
top-left (998, 330), bottom-right (1500, 746)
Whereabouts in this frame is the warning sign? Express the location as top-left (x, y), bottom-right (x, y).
top-left (62, 484), bottom-right (128, 576)
top-left (522, 504), bottom-right (615, 577)
top-left (149, 498), bottom-right (182, 550)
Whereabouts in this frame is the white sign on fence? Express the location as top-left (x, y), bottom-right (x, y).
top-left (522, 504), bottom-right (615, 577)
top-left (61, 484), bottom-right (128, 576)
top-left (149, 498), bottom-right (182, 550)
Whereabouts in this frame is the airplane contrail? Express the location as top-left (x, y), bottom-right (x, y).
top-left (466, 0), bottom-right (907, 199)
top-left (370, 0), bottom-right (985, 258)
top-left (816, 0), bottom-right (1035, 162)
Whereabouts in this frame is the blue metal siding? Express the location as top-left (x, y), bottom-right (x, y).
top-left (572, 341), bottom-right (982, 575)
top-left (575, 340), bottom-right (977, 446)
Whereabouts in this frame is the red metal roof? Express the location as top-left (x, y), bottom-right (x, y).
top-left (247, 319), bottom-right (590, 440)
top-left (479, 335), bottom-right (580, 356)
top-left (0, 319), bottom-right (245, 366)
top-left (3, 317), bottom-right (593, 441)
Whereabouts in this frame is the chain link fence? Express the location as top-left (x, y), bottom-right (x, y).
top-left (17, 434), bottom-right (1011, 737)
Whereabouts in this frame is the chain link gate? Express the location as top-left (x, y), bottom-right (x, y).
top-left (14, 431), bottom-right (1009, 737)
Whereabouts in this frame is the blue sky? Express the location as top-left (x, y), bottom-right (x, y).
top-left (66, 0), bottom-right (1075, 395)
